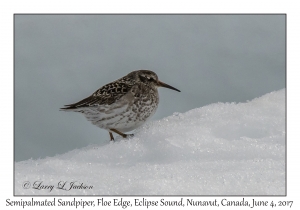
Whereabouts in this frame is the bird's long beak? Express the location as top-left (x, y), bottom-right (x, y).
top-left (157, 80), bottom-right (181, 92)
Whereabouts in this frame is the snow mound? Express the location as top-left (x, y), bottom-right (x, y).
top-left (15, 89), bottom-right (285, 195)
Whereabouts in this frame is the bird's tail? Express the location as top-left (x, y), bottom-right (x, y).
top-left (60, 104), bottom-right (79, 111)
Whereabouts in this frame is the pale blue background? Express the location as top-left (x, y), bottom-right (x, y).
top-left (15, 15), bottom-right (285, 161)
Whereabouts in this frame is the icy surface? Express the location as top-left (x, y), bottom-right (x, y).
top-left (15, 89), bottom-right (285, 195)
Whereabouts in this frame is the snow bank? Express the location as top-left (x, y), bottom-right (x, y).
top-left (15, 89), bottom-right (285, 195)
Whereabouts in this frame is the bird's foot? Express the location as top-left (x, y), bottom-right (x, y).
top-left (125, 134), bottom-right (134, 138)
top-left (110, 129), bottom-right (134, 140)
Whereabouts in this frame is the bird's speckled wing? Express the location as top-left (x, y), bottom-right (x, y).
top-left (61, 76), bottom-right (135, 110)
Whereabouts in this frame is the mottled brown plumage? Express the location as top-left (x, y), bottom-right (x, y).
top-left (61, 70), bottom-right (180, 141)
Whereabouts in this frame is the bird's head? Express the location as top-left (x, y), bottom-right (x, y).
top-left (133, 70), bottom-right (180, 92)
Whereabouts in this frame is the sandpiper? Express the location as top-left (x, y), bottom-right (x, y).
top-left (60, 70), bottom-right (180, 141)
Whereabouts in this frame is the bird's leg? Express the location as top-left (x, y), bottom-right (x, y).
top-left (110, 129), bottom-right (134, 139)
top-left (109, 132), bottom-right (115, 141)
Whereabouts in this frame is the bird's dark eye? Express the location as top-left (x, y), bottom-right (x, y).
top-left (139, 75), bottom-right (155, 82)
top-left (139, 75), bottom-right (147, 82)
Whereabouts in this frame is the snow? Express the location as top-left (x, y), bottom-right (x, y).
top-left (15, 89), bottom-right (285, 195)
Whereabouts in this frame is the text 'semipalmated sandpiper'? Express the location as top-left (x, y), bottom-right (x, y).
top-left (60, 70), bottom-right (180, 141)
